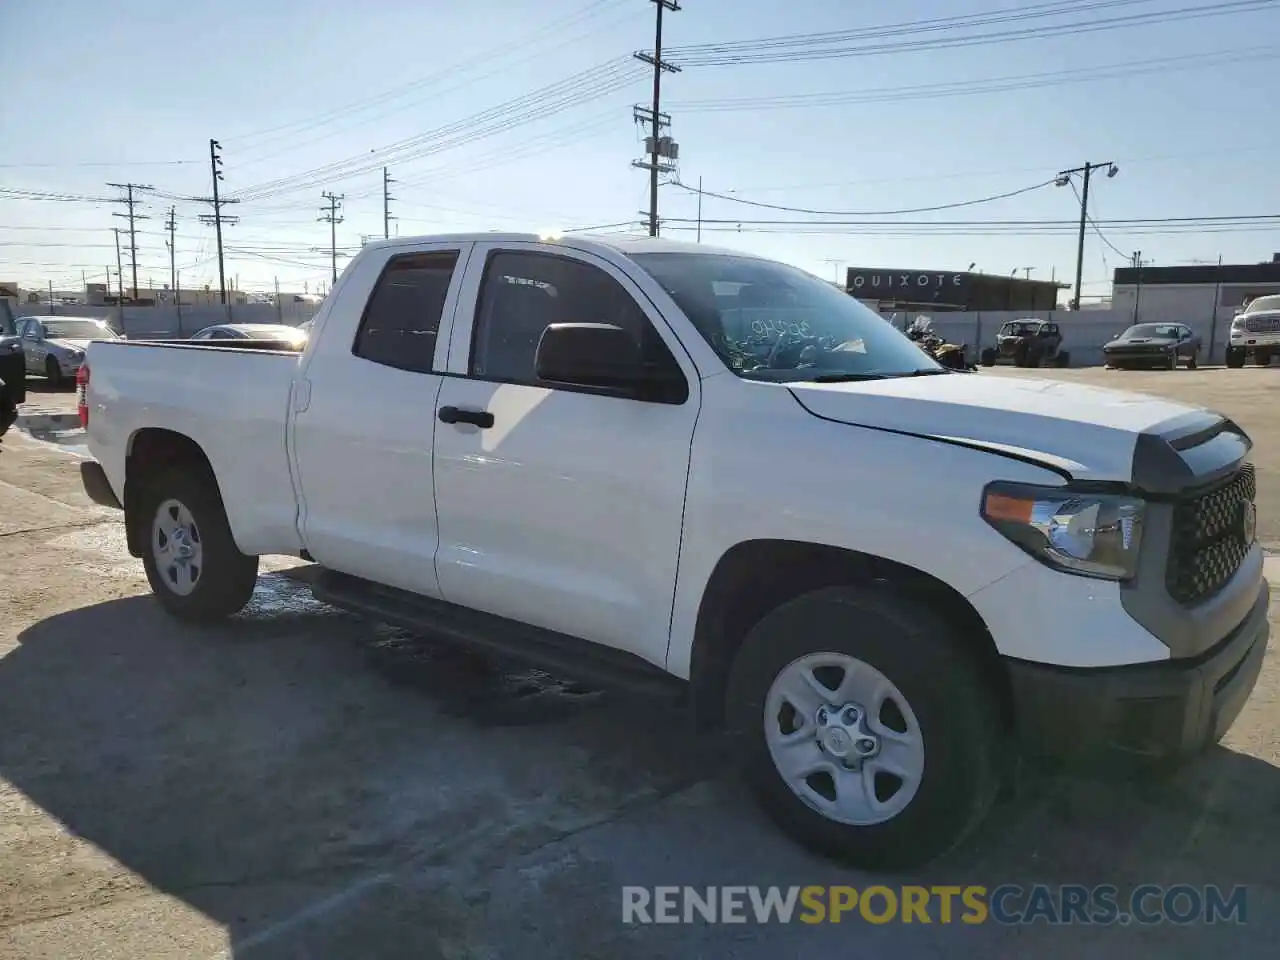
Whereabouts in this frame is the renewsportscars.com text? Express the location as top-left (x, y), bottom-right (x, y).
top-left (621, 884), bottom-right (1247, 926)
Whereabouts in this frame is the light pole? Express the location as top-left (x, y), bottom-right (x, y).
top-left (1055, 160), bottom-right (1119, 312)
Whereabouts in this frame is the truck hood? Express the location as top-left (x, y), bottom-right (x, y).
top-left (788, 373), bottom-right (1241, 485)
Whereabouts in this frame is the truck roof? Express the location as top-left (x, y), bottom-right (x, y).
top-left (358, 232), bottom-right (767, 262)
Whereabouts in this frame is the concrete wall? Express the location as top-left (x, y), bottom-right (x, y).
top-left (878, 308), bottom-right (1233, 366)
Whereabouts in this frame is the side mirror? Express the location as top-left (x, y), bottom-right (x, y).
top-left (535, 323), bottom-right (644, 390)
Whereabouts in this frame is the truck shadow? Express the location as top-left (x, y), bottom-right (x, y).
top-left (1, 580), bottom-right (1277, 956)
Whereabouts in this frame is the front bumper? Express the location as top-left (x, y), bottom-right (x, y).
top-left (1105, 348), bottom-right (1176, 365)
top-left (1006, 580), bottom-right (1269, 768)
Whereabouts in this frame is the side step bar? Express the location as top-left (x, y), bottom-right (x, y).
top-left (312, 569), bottom-right (686, 701)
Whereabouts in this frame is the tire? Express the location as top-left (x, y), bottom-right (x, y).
top-left (1255, 349), bottom-right (1272, 367)
top-left (979, 348), bottom-right (996, 367)
top-left (1055, 350), bottom-right (1070, 368)
top-left (1225, 346), bottom-right (1246, 369)
top-left (1166, 352), bottom-right (1178, 371)
top-left (44, 356), bottom-right (63, 388)
top-left (726, 585), bottom-right (1001, 870)
top-left (1186, 352), bottom-right (1198, 370)
top-left (137, 464), bottom-right (259, 622)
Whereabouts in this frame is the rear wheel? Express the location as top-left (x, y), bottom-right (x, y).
top-left (727, 586), bottom-right (1000, 870)
top-left (1255, 349), bottom-right (1272, 367)
top-left (138, 465), bottom-right (259, 621)
top-left (44, 356), bottom-right (63, 388)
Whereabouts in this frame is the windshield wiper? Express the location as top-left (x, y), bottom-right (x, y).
top-left (807, 369), bottom-right (950, 383)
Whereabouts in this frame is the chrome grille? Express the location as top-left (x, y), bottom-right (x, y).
top-left (1166, 464), bottom-right (1256, 606)
top-left (1244, 315), bottom-right (1280, 333)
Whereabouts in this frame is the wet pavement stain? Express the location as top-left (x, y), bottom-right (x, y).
top-left (365, 630), bottom-right (607, 728)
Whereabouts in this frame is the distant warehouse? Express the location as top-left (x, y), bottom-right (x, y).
top-left (844, 267), bottom-right (1063, 312)
top-left (1112, 255), bottom-right (1280, 325)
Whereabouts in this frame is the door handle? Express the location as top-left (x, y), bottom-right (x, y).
top-left (438, 405), bottom-right (494, 428)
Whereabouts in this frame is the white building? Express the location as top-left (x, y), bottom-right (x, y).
top-left (1111, 255), bottom-right (1280, 331)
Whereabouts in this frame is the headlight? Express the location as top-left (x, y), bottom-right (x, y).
top-left (981, 482), bottom-right (1144, 580)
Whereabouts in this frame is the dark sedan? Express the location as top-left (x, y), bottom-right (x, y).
top-left (1102, 322), bottom-right (1201, 370)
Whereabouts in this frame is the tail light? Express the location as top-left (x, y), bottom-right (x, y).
top-left (76, 363), bottom-right (90, 428)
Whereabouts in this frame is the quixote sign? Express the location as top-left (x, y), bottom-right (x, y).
top-left (848, 271), bottom-right (966, 293)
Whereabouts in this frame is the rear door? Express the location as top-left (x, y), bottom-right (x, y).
top-left (290, 241), bottom-right (472, 598)
top-left (430, 241), bottom-right (700, 668)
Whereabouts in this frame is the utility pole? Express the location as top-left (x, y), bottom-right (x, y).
top-left (1130, 250), bottom-right (1152, 323)
top-left (696, 175), bottom-right (703, 243)
top-left (319, 191), bottom-right (345, 284)
top-left (1055, 160), bottom-right (1118, 312)
top-left (196, 139), bottom-right (240, 321)
top-left (107, 181), bottom-right (153, 300)
top-left (112, 227), bottom-right (125, 329)
top-left (275, 277), bottom-right (282, 324)
top-left (632, 0), bottom-right (681, 237)
top-left (382, 167), bottom-right (396, 239)
top-left (164, 205), bottom-right (178, 303)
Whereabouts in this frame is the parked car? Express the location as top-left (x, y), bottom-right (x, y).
top-left (979, 319), bottom-right (1068, 368)
top-left (1226, 294), bottom-right (1280, 368)
top-left (1103, 322), bottom-right (1201, 370)
top-left (75, 233), bottom-right (1267, 870)
top-left (16, 315), bottom-right (119, 387)
top-left (188, 323), bottom-right (308, 351)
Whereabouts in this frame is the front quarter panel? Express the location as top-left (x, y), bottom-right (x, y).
top-left (666, 376), bottom-right (1092, 678)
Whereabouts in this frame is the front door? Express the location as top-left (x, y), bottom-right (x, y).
top-left (431, 243), bottom-right (700, 668)
top-left (290, 243), bottom-right (470, 598)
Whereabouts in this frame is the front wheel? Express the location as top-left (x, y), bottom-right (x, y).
top-left (138, 465), bottom-right (259, 621)
top-left (1186, 352), bottom-right (1198, 370)
top-left (979, 348), bottom-right (996, 367)
top-left (727, 586), bottom-right (1000, 870)
top-left (1225, 346), bottom-right (1246, 368)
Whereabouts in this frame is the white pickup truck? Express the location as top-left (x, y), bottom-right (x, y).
top-left (77, 233), bottom-right (1268, 869)
top-left (1226, 293), bottom-right (1280, 367)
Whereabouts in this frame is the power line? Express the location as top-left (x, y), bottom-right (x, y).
top-left (227, 0), bottom-right (636, 155)
top-left (667, 0), bottom-right (1278, 65)
top-left (670, 177), bottom-right (1058, 216)
top-left (668, 46), bottom-right (1274, 113)
top-left (1069, 178), bottom-right (1128, 257)
top-left (228, 59), bottom-right (647, 203)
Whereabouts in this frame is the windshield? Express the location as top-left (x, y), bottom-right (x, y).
top-left (1124, 324), bottom-right (1180, 338)
top-left (630, 252), bottom-right (941, 382)
top-left (41, 319), bottom-right (117, 339)
top-left (1243, 295), bottom-right (1280, 314)
top-left (999, 321), bottom-right (1037, 336)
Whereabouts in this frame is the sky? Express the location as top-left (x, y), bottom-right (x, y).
top-left (1, 0), bottom-right (1278, 301)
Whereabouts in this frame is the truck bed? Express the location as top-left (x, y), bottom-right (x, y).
top-left (84, 338), bottom-right (305, 557)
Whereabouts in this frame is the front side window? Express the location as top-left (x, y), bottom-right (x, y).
top-left (631, 252), bottom-right (942, 382)
top-left (470, 250), bottom-right (680, 387)
top-left (353, 250), bottom-right (459, 374)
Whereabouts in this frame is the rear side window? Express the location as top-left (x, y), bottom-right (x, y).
top-left (353, 251), bottom-right (459, 373)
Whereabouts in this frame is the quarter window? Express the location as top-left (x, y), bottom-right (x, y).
top-left (353, 251), bottom-right (459, 373)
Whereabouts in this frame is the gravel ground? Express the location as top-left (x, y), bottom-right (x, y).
top-left (1, 369), bottom-right (1277, 958)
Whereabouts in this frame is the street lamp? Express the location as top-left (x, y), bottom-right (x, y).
top-left (1056, 160), bottom-right (1119, 310)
